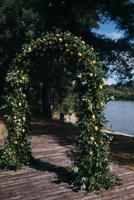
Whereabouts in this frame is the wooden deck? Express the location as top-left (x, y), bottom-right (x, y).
top-left (0, 120), bottom-right (134, 200)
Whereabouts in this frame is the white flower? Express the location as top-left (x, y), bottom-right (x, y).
top-left (77, 74), bottom-right (82, 78)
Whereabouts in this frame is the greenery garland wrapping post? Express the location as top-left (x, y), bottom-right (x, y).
top-left (0, 30), bottom-right (120, 191)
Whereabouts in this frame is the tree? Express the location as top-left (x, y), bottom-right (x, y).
top-left (0, 0), bottom-right (42, 96)
top-left (29, 0), bottom-right (134, 82)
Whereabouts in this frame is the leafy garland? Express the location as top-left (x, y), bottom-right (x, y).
top-left (0, 30), bottom-right (120, 191)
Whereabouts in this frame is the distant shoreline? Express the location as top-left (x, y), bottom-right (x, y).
top-left (104, 129), bottom-right (134, 138)
top-left (113, 98), bottom-right (134, 101)
top-left (107, 84), bottom-right (134, 101)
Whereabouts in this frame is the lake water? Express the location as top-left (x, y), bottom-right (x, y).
top-left (104, 101), bottom-right (134, 136)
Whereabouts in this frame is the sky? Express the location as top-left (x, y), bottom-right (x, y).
top-left (92, 21), bottom-right (125, 85)
top-left (92, 21), bottom-right (125, 41)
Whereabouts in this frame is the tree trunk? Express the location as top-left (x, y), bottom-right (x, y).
top-left (42, 81), bottom-right (52, 119)
top-left (60, 113), bottom-right (64, 122)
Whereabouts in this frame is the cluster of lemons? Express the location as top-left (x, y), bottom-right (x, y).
top-left (14, 141), bottom-right (24, 147)
top-left (23, 32), bottom-right (91, 64)
top-left (13, 114), bottom-right (26, 145)
top-left (87, 112), bottom-right (105, 156)
top-left (19, 76), bottom-right (28, 84)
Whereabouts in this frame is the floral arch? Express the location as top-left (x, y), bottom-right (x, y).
top-left (0, 30), bottom-right (119, 191)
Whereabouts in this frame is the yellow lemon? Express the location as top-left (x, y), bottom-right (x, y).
top-left (22, 117), bottom-right (26, 121)
top-left (89, 73), bottom-right (93, 77)
top-left (18, 102), bottom-right (22, 107)
top-left (43, 38), bottom-right (46, 41)
top-left (92, 60), bottom-right (96, 64)
top-left (56, 33), bottom-right (60, 37)
top-left (100, 101), bottom-right (104, 107)
top-left (13, 116), bottom-right (17, 120)
top-left (89, 151), bottom-right (93, 155)
top-left (99, 85), bottom-right (103, 90)
top-left (94, 126), bottom-right (99, 131)
top-left (28, 47), bottom-right (32, 52)
top-left (100, 140), bottom-right (104, 145)
top-left (22, 129), bottom-right (25, 133)
top-left (70, 51), bottom-right (74, 56)
top-left (77, 52), bottom-right (82, 57)
top-left (14, 141), bottom-right (17, 144)
top-left (91, 114), bottom-right (96, 120)
top-left (23, 94), bottom-right (26, 98)
top-left (64, 43), bottom-right (68, 47)
top-left (90, 137), bottom-right (95, 142)
top-left (66, 48), bottom-right (70, 53)
top-left (81, 40), bottom-right (85, 45)
top-left (58, 38), bottom-right (63, 43)
top-left (22, 76), bottom-right (25, 80)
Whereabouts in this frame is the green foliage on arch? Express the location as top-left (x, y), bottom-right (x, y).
top-left (0, 30), bottom-right (120, 191)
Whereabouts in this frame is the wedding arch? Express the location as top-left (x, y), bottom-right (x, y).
top-left (0, 30), bottom-right (119, 191)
